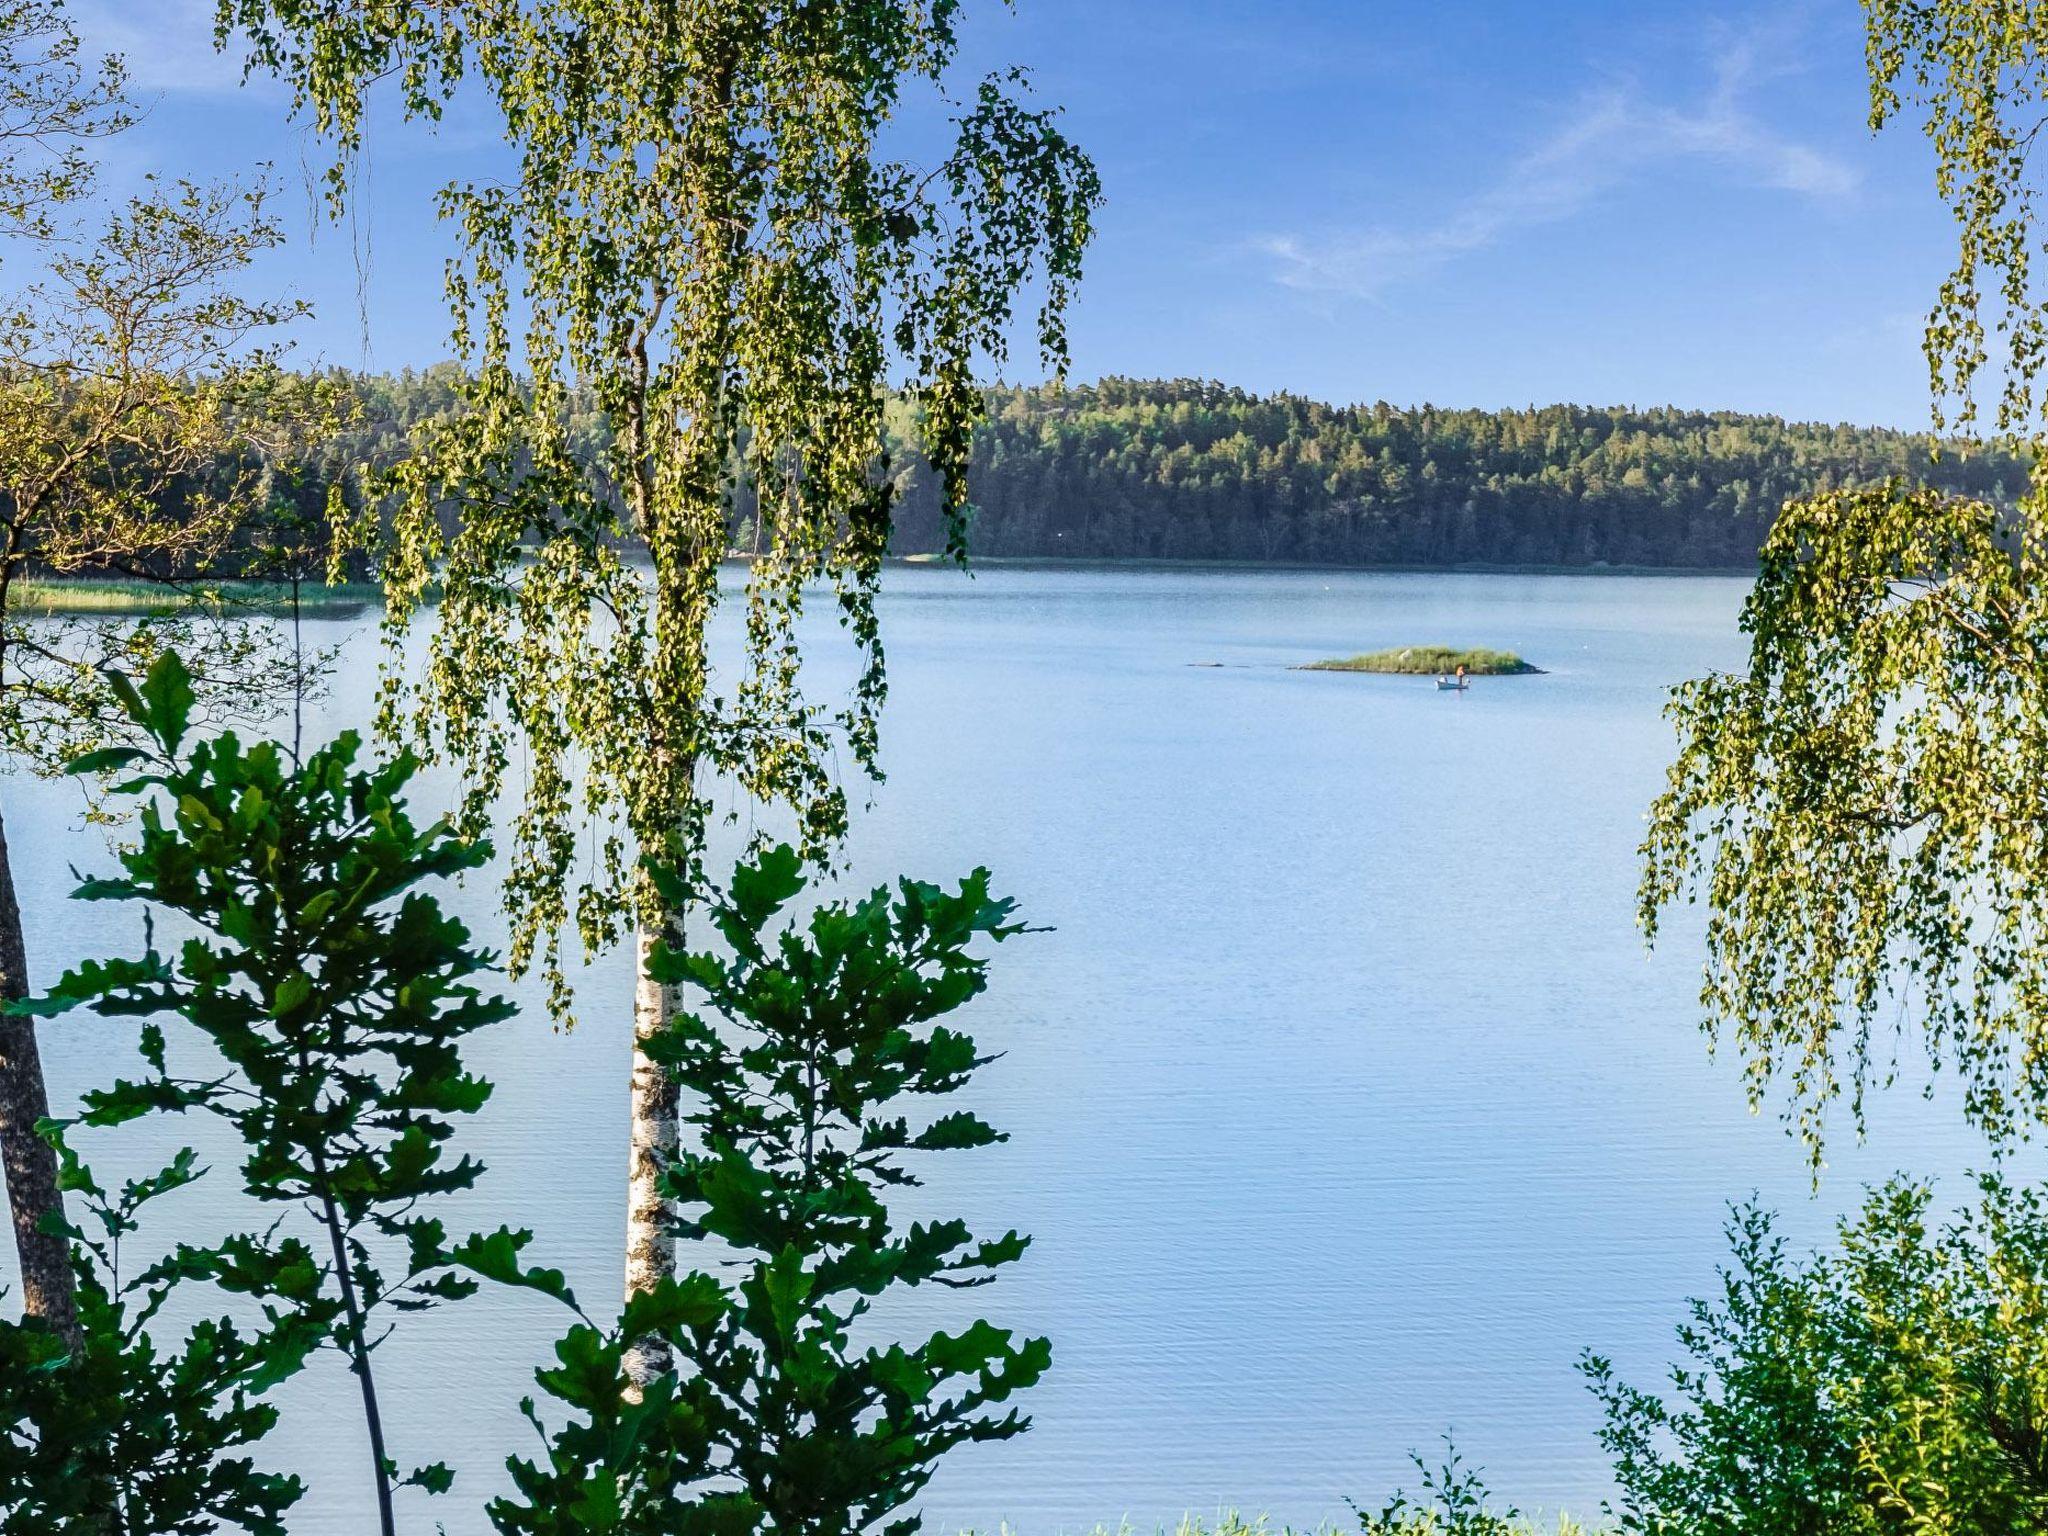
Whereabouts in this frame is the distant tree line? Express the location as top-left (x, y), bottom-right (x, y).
top-left (887, 378), bottom-right (2027, 567)
top-left (240, 370), bottom-right (2030, 571)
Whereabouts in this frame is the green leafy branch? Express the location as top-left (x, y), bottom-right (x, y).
top-left (24, 650), bottom-right (537, 1536)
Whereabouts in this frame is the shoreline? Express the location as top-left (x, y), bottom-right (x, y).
top-left (888, 553), bottom-right (1755, 578)
top-left (888, 552), bottom-right (1753, 577)
top-left (10, 559), bottom-right (1755, 616)
top-left (10, 578), bottom-right (381, 617)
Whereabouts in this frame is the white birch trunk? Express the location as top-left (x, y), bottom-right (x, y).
top-left (622, 911), bottom-right (681, 1386)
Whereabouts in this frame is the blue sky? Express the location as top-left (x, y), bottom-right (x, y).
top-left (77, 0), bottom-right (1954, 427)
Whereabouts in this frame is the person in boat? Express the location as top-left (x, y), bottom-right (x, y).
top-left (1455, 662), bottom-right (1468, 685)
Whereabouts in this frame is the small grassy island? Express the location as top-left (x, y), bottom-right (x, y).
top-left (1301, 645), bottom-right (1543, 676)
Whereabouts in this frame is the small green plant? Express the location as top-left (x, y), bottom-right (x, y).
top-left (19, 651), bottom-right (529, 1536)
top-left (483, 845), bottom-right (1047, 1536)
top-left (0, 1139), bottom-right (309, 1534)
top-left (1354, 1437), bottom-right (1547, 1535)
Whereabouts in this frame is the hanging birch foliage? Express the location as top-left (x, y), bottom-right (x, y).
top-left (215, 0), bottom-right (1102, 1002)
top-left (1641, 2), bottom-right (2048, 1161)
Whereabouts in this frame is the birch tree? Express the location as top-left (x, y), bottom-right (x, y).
top-left (1641, 1), bottom-right (2048, 1161)
top-left (218, 0), bottom-right (1098, 1378)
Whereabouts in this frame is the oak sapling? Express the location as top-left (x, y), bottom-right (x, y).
top-left (24, 650), bottom-right (534, 1536)
top-left (0, 1135), bottom-right (309, 1534)
top-left (484, 846), bottom-right (1047, 1536)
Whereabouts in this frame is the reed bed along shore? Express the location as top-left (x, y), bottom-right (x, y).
top-left (9, 578), bottom-right (380, 616)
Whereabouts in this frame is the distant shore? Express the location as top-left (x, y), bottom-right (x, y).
top-left (10, 578), bottom-right (380, 617)
top-left (891, 552), bottom-right (1755, 577)
top-left (9, 558), bottom-right (1754, 618)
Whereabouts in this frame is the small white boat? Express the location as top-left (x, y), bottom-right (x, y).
top-left (1435, 677), bottom-right (1468, 692)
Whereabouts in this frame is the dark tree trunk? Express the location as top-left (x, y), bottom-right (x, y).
top-left (0, 804), bottom-right (78, 1347)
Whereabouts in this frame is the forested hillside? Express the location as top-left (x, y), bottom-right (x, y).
top-left (886, 379), bottom-right (2026, 567)
top-left (303, 370), bottom-right (2026, 570)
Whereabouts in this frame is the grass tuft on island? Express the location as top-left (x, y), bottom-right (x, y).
top-left (9, 578), bottom-right (379, 617)
top-left (1300, 645), bottom-right (1543, 677)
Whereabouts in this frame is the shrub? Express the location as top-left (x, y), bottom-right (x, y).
top-left (486, 846), bottom-right (1047, 1536)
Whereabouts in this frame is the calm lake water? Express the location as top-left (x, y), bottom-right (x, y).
top-left (0, 566), bottom-right (2009, 1531)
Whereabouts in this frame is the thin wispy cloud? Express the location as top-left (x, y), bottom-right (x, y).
top-left (1257, 15), bottom-right (1859, 299)
top-left (65, 1), bottom-right (506, 168)
top-left (68, 0), bottom-right (265, 97)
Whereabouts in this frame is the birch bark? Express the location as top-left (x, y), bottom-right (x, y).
top-left (623, 910), bottom-right (682, 1386)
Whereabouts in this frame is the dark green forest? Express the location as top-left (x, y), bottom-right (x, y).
top-left (892, 379), bottom-right (2030, 566)
top-left (313, 370), bottom-right (2027, 569)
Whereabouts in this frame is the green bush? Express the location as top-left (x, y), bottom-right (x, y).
top-left (481, 847), bottom-right (1047, 1536)
top-left (1586, 1183), bottom-right (2048, 1533)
